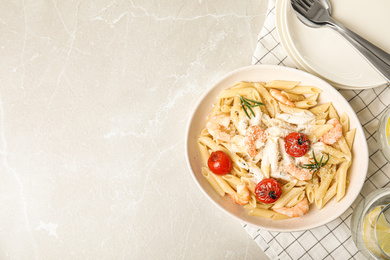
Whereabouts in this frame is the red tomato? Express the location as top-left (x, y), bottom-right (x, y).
top-left (284, 132), bottom-right (310, 157)
top-left (255, 178), bottom-right (282, 204)
top-left (207, 151), bottom-right (232, 175)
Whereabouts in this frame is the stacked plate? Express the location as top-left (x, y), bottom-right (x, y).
top-left (276, 0), bottom-right (390, 89)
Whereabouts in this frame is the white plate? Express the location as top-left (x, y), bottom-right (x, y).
top-left (276, 0), bottom-right (390, 89)
top-left (185, 65), bottom-right (368, 232)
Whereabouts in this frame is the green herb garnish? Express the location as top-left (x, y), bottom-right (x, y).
top-left (297, 151), bottom-right (330, 181)
top-left (237, 95), bottom-right (265, 119)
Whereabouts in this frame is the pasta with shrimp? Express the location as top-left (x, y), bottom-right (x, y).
top-left (197, 81), bottom-right (355, 219)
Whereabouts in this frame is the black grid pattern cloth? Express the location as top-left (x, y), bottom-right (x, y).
top-left (246, 0), bottom-right (390, 259)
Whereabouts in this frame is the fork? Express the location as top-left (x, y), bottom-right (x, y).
top-left (291, 0), bottom-right (390, 83)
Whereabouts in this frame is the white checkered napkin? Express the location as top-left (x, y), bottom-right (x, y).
top-left (247, 0), bottom-right (390, 259)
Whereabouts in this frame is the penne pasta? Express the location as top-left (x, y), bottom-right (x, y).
top-left (284, 85), bottom-right (322, 94)
top-left (212, 174), bottom-right (236, 195)
top-left (198, 141), bottom-right (210, 167)
top-left (285, 191), bottom-right (305, 207)
top-left (309, 102), bottom-right (331, 115)
top-left (272, 213), bottom-right (291, 220)
top-left (249, 208), bottom-right (278, 218)
top-left (249, 194), bottom-right (257, 208)
top-left (340, 112), bottom-right (350, 135)
top-left (308, 124), bottom-right (333, 142)
top-left (321, 181), bottom-right (337, 208)
top-left (306, 93), bottom-right (320, 101)
top-left (265, 80), bottom-right (300, 89)
top-left (315, 165), bottom-right (335, 201)
top-left (198, 136), bottom-right (219, 151)
top-left (279, 102), bottom-right (305, 114)
top-left (328, 104), bottom-right (340, 121)
top-left (337, 136), bottom-right (352, 160)
top-left (315, 111), bottom-right (329, 120)
top-left (294, 100), bottom-right (317, 109)
top-left (336, 161), bottom-right (351, 202)
top-left (243, 204), bottom-right (256, 210)
top-left (273, 187), bottom-right (305, 209)
top-left (318, 143), bottom-right (351, 161)
top-left (241, 177), bottom-right (256, 194)
top-left (314, 119), bottom-right (326, 125)
top-left (202, 167), bottom-right (225, 197)
top-left (254, 82), bottom-right (280, 117)
top-left (306, 183), bottom-right (315, 203)
top-left (345, 128), bottom-right (356, 150)
top-left (327, 156), bottom-right (347, 165)
top-left (231, 163), bottom-right (248, 177)
top-left (315, 198), bottom-right (323, 209)
top-left (261, 161), bottom-right (270, 178)
top-left (220, 105), bottom-right (232, 113)
top-left (256, 203), bottom-right (273, 210)
top-left (222, 174), bottom-right (241, 189)
top-left (282, 179), bottom-right (298, 194)
top-left (281, 91), bottom-right (305, 102)
top-left (197, 80), bottom-right (355, 220)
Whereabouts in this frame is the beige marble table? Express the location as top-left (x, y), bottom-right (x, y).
top-left (0, 0), bottom-right (269, 259)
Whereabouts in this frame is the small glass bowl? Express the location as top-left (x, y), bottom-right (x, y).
top-left (351, 188), bottom-right (390, 259)
top-left (376, 203), bottom-right (390, 258)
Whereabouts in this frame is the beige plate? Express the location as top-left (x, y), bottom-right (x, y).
top-left (185, 65), bottom-right (368, 232)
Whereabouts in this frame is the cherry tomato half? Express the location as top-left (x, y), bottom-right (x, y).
top-left (284, 132), bottom-right (310, 157)
top-left (255, 178), bottom-right (282, 204)
top-left (207, 151), bottom-right (232, 175)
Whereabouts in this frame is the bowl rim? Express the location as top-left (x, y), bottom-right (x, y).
top-left (185, 64), bottom-right (369, 232)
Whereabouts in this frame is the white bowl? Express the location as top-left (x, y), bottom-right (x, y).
top-left (185, 65), bottom-right (368, 232)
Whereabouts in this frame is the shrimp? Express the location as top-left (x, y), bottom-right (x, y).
top-left (273, 198), bottom-right (309, 218)
top-left (244, 125), bottom-right (267, 157)
top-left (228, 183), bottom-right (250, 205)
top-left (285, 163), bottom-right (312, 181)
top-left (206, 114), bottom-right (232, 142)
top-left (320, 118), bottom-right (342, 145)
top-left (269, 89), bottom-right (295, 107)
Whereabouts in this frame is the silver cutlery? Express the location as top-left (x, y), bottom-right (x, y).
top-left (291, 0), bottom-right (390, 83)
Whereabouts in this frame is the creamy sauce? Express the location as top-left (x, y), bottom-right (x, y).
top-left (228, 110), bottom-right (321, 185)
top-left (276, 111), bottom-right (315, 125)
top-left (249, 112), bottom-right (262, 127)
top-left (238, 119), bottom-right (249, 134)
top-left (249, 165), bottom-right (264, 183)
top-left (236, 159), bottom-right (249, 170)
top-left (271, 170), bottom-right (292, 182)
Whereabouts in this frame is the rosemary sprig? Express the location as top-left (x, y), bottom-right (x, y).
top-left (237, 95), bottom-right (265, 119)
top-left (297, 151), bottom-right (330, 181)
